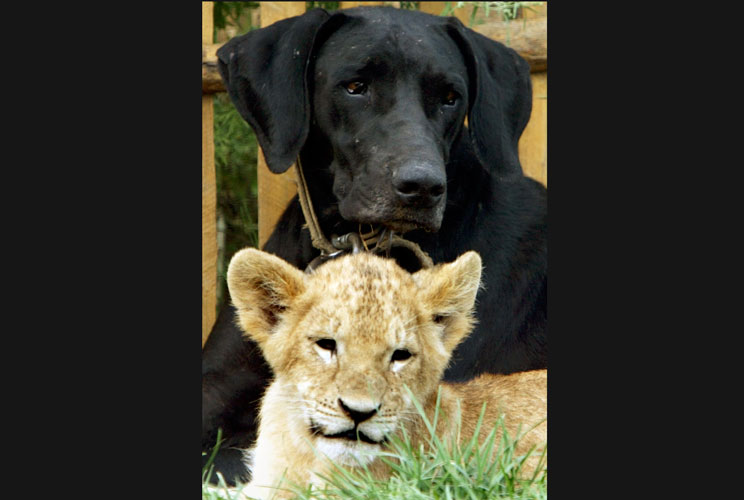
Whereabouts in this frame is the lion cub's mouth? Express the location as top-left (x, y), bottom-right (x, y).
top-left (309, 422), bottom-right (387, 445)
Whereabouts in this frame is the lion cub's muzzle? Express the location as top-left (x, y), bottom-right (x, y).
top-left (311, 423), bottom-right (386, 445)
top-left (309, 398), bottom-right (389, 445)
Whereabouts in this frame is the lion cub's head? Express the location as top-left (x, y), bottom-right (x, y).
top-left (227, 249), bottom-right (482, 465)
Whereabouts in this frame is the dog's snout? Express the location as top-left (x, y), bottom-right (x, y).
top-left (393, 163), bottom-right (446, 207)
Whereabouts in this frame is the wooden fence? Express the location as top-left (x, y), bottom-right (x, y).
top-left (202, 1), bottom-right (547, 346)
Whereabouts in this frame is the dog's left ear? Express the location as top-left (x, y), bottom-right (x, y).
top-left (217, 9), bottom-right (332, 174)
top-left (445, 19), bottom-right (532, 179)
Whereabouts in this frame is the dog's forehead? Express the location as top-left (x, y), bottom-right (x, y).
top-left (316, 9), bottom-right (461, 75)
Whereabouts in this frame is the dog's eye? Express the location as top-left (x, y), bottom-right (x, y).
top-left (442, 90), bottom-right (458, 106)
top-left (345, 81), bottom-right (367, 95)
top-left (315, 338), bottom-right (336, 352)
top-left (391, 349), bottom-right (413, 362)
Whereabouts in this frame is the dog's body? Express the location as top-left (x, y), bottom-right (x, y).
top-left (203, 7), bottom-right (547, 484)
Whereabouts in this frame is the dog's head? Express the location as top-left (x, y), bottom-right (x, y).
top-left (218, 7), bottom-right (532, 234)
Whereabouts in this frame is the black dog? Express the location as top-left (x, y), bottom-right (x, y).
top-left (204, 6), bottom-right (546, 484)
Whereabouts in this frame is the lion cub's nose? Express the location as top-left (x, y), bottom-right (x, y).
top-left (338, 398), bottom-right (379, 424)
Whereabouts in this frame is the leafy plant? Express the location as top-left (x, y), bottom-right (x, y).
top-left (306, 1), bottom-right (340, 11)
top-left (442, 1), bottom-right (544, 29)
top-left (213, 2), bottom-right (259, 40)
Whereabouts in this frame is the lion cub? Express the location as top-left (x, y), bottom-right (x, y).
top-left (227, 249), bottom-right (546, 499)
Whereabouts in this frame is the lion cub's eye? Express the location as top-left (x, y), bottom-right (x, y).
top-left (391, 349), bottom-right (413, 362)
top-left (315, 338), bottom-right (336, 352)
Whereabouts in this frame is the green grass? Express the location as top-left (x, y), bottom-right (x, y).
top-left (202, 391), bottom-right (546, 500)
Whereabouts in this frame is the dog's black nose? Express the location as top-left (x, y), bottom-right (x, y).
top-left (394, 163), bottom-right (446, 207)
top-left (338, 399), bottom-right (378, 424)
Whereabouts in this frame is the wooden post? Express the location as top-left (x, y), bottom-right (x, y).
top-left (519, 72), bottom-right (547, 186)
top-left (516, 4), bottom-right (547, 186)
top-left (256, 2), bottom-right (307, 249)
top-left (202, 1), bottom-right (217, 346)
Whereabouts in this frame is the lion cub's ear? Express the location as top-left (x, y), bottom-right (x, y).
top-left (412, 251), bottom-right (482, 352)
top-left (226, 248), bottom-right (306, 346)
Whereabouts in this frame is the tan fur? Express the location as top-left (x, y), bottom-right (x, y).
top-left (227, 249), bottom-right (547, 499)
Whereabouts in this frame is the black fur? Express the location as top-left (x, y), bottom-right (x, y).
top-left (203, 7), bottom-right (546, 485)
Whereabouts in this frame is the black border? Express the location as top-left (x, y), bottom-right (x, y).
top-left (51, 3), bottom-right (202, 495)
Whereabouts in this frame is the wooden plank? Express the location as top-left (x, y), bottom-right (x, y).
top-left (418, 2), bottom-right (446, 16)
top-left (519, 72), bottom-right (547, 186)
top-left (202, 11), bottom-right (547, 93)
top-left (419, 1), bottom-right (471, 24)
top-left (521, 2), bottom-right (547, 19)
top-left (202, 42), bottom-right (223, 94)
top-left (340, 1), bottom-right (385, 8)
top-left (472, 18), bottom-right (546, 72)
top-left (202, 95), bottom-right (217, 346)
top-left (202, 1), bottom-right (217, 346)
top-left (256, 2), bottom-right (307, 249)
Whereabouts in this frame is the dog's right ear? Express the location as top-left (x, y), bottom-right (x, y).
top-left (217, 9), bottom-right (331, 174)
top-left (444, 18), bottom-right (533, 180)
top-left (226, 248), bottom-right (306, 347)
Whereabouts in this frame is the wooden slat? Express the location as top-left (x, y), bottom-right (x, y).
top-left (339, 1), bottom-right (385, 8)
top-left (419, 1), bottom-right (471, 24)
top-left (472, 18), bottom-right (546, 72)
top-left (202, 42), bottom-right (223, 94)
top-left (256, 2), bottom-right (307, 249)
top-left (519, 72), bottom-right (547, 186)
top-left (521, 2), bottom-right (547, 19)
top-left (201, 8), bottom-right (547, 93)
top-left (202, 1), bottom-right (217, 346)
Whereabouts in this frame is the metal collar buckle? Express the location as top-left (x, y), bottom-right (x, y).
top-left (305, 231), bottom-right (373, 273)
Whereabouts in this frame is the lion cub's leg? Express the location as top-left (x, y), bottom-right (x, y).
top-left (438, 370), bottom-right (547, 477)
